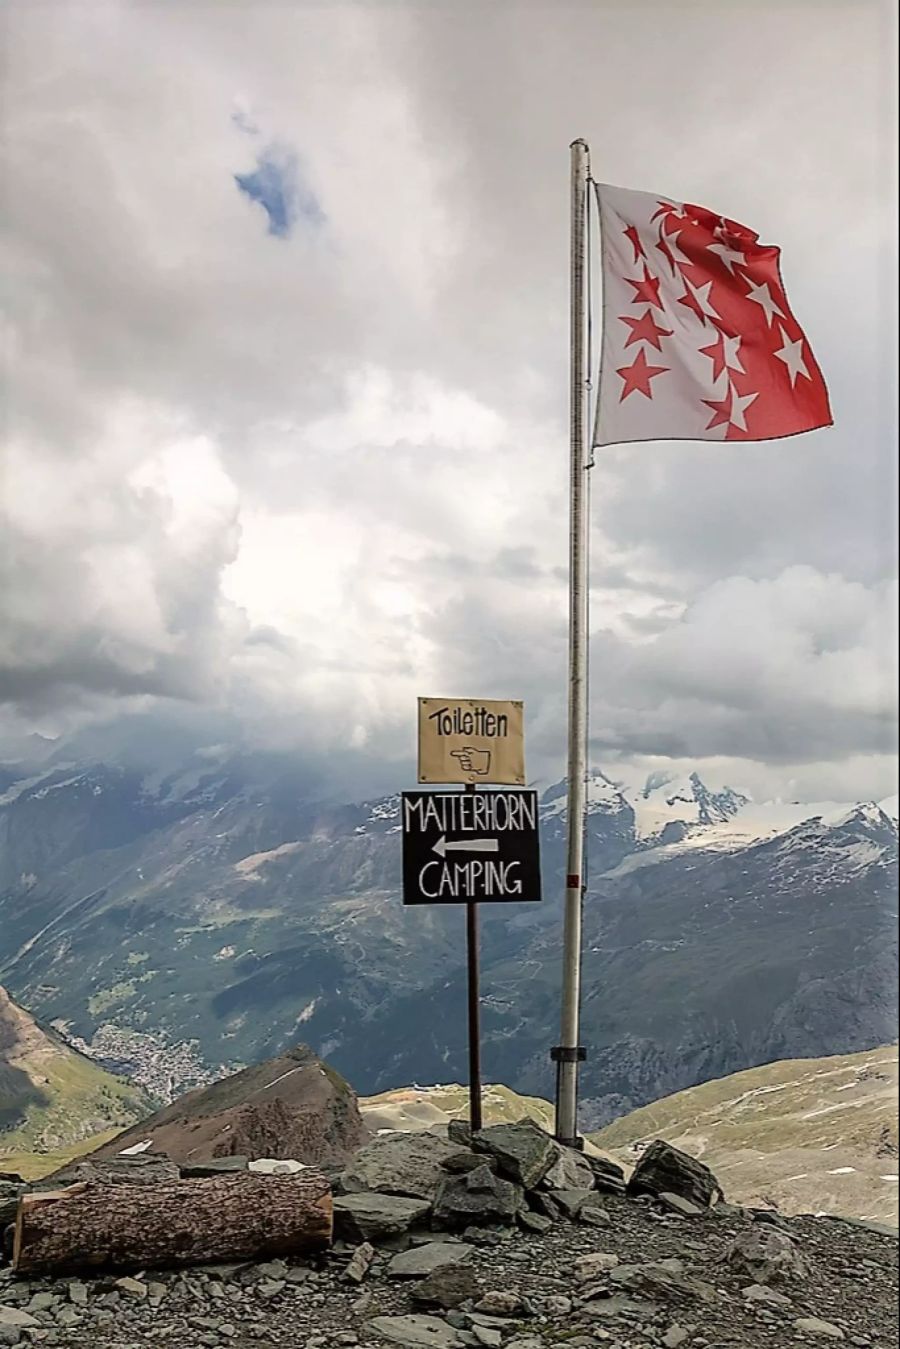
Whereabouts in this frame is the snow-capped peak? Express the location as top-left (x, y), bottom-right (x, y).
top-left (821, 800), bottom-right (897, 831)
top-left (878, 793), bottom-right (899, 822)
top-left (627, 771), bottom-right (749, 842)
top-left (540, 769), bottom-right (627, 818)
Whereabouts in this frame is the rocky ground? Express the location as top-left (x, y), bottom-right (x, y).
top-left (1, 1126), bottom-right (897, 1349)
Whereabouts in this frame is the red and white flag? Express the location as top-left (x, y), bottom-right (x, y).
top-left (593, 184), bottom-right (832, 447)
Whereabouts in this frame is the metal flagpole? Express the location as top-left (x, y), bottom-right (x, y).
top-left (552, 137), bottom-right (591, 1146)
top-left (465, 782), bottom-right (483, 1133)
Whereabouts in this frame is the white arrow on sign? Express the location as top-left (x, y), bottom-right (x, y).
top-left (433, 835), bottom-right (500, 859)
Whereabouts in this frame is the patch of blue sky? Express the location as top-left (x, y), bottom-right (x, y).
top-left (235, 146), bottom-right (325, 239)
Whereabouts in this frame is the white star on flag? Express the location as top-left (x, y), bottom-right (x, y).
top-left (708, 238), bottom-right (746, 274)
top-left (773, 329), bottom-right (810, 387)
top-left (725, 388), bottom-right (759, 431)
top-left (744, 278), bottom-right (786, 326)
top-left (680, 275), bottom-right (721, 323)
top-left (655, 230), bottom-right (692, 275)
top-left (722, 334), bottom-right (745, 375)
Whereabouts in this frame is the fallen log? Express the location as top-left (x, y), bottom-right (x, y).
top-left (13, 1170), bottom-right (332, 1277)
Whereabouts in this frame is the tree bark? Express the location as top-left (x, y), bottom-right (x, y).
top-left (13, 1171), bottom-right (332, 1276)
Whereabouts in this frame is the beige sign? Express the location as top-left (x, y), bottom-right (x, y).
top-left (417, 697), bottom-right (525, 786)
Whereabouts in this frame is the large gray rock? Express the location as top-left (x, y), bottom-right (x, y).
top-left (726, 1227), bottom-right (810, 1284)
top-left (334, 1193), bottom-right (431, 1242)
top-left (574, 1252), bottom-right (620, 1281)
top-left (541, 1144), bottom-right (595, 1191)
top-left (659, 1191), bottom-right (706, 1218)
top-left (744, 1283), bottom-right (793, 1308)
top-left (547, 1187), bottom-right (600, 1220)
top-left (529, 1191), bottom-right (562, 1220)
top-left (441, 1151), bottom-right (496, 1175)
top-left (793, 1318), bottom-right (845, 1340)
top-left (626, 1140), bottom-right (722, 1209)
top-left (432, 1170), bottom-right (523, 1229)
top-left (0, 1182), bottom-right (23, 1228)
top-left (464, 1164), bottom-right (496, 1192)
top-left (369, 1314), bottom-right (465, 1349)
top-left (388, 1242), bottom-right (474, 1278)
top-left (341, 1132), bottom-right (459, 1200)
top-left (610, 1261), bottom-right (718, 1304)
top-left (471, 1121), bottom-right (555, 1189)
top-left (580, 1294), bottom-right (659, 1321)
top-left (37, 1153), bottom-right (181, 1190)
top-left (181, 1157), bottom-right (249, 1177)
top-left (474, 1291), bottom-right (527, 1316)
top-left (518, 1209), bottom-right (553, 1234)
top-left (412, 1263), bottom-right (480, 1309)
top-left (0, 1308), bottom-right (39, 1328)
top-left (346, 1242), bottom-right (376, 1283)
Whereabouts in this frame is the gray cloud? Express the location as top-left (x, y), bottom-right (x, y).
top-left (0, 0), bottom-right (896, 802)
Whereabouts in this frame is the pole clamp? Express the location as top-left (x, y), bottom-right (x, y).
top-left (550, 1046), bottom-right (586, 1063)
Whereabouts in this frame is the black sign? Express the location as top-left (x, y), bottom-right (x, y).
top-left (402, 789), bottom-right (542, 905)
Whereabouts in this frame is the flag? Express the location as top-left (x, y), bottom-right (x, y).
top-left (593, 183), bottom-right (833, 447)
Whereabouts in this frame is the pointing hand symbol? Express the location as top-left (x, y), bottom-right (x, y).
top-left (450, 747), bottom-right (492, 776)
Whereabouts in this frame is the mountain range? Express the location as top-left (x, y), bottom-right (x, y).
top-left (592, 1043), bottom-right (899, 1226)
top-left (0, 727), bottom-right (896, 1128)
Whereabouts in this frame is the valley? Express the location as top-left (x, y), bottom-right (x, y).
top-left (0, 738), bottom-right (896, 1132)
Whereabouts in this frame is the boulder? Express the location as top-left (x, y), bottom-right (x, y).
top-left (528, 1192), bottom-right (562, 1220)
top-left (471, 1121), bottom-right (556, 1189)
top-left (181, 1157), bottom-right (249, 1177)
top-left (794, 1318), bottom-right (845, 1340)
top-left (574, 1252), bottom-right (619, 1281)
top-left (0, 1308), bottom-right (40, 1328)
top-left (584, 1150), bottom-right (625, 1181)
top-left (412, 1264), bottom-right (480, 1309)
top-left (590, 1171), bottom-right (627, 1197)
top-left (610, 1261), bottom-right (718, 1304)
top-left (441, 1151), bottom-right (496, 1175)
top-left (346, 1242), bottom-right (376, 1283)
top-left (388, 1241), bottom-right (474, 1278)
top-left (626, 1140), bottom-right (722, 1209)
top-left (726, 1227), bottom-right (810, 1284)
top-left (432, 1171), bottom-right (523, 1229)
top-left (341, 1132), bottom-right (459, 1200)
top-left (541, 1144), bottom-right (595, 1192)
top-left (369, 1314), bottom-right (465, 1349)
top-left (517, 1210), bottom-right (553, 1234)
top-left (663, 1329), bottom-right (689, 1349)
top-left (38, 1153), bottom-right (181, 1190)
top-left (465, 1165), bottom-right (497, 1193)
top-left (334, 1193), bottom-right (431, 1243)
top-left (580, 1294), bottom-right (658, 1321)
top-left (584, 1154), bottom-right (626, 1195)
top-left (474, 1291), bottom-right (526, 1317)
top-left (547, 1188), bottom-right (598, 1220)
top-left (0, 1181), bottom-right (24, 1228)
top-left (744, 1283), bottom-right (793, 1308)
top-left (447, 1121), bottom-right (472, 1147)
top-left (578, 1205), bottom-right (611, 1228)
top-left (658, 1191), bottom-right (706, 1218)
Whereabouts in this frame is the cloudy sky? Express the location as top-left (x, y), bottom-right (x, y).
top-left (1, 0), bottom-right (897, 803)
